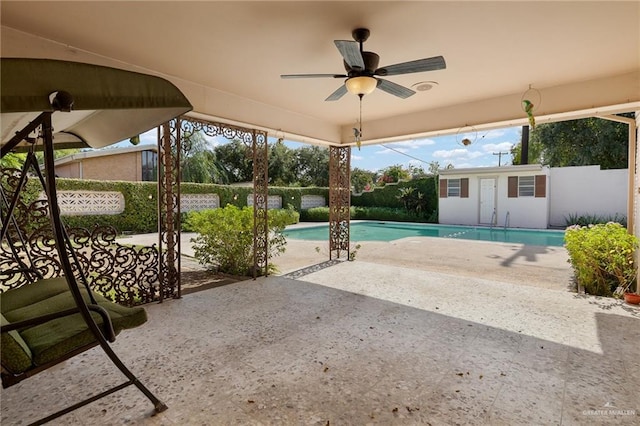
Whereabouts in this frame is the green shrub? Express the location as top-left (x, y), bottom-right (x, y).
top-left (300, 207), bottom-right (330, 222)
top-left (55, 179), bottom-right (326, 234)
top-left (300, 206), bottom-right (430, 222)
top-left (564, 222), bottom-right (637, 296)
top-left (269, 205), bottom-right (300, 227)
top-left (351, 177), bottom-right (437, 220)
top-left (565, 212), bottom-right (627, 228)
top-left (185, 205), bottom-right (287, 276)
top-left (57, 179), bottom-right (158, 234)
top-left (351, 206), bottom-right (420, 222)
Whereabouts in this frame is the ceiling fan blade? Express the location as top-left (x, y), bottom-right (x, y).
top-left (376, 79), bottom-right (416, 99)
top-left (334, 40), bottom-right (365, 70)
top-left (325, 84), bottom-right (348, 101)
top-left (375, 56), bottom-right (446, 76)
top-left (281, 73), bottom-right (347, 79)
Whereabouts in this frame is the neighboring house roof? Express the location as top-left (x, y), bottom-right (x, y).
top-left (54, 145), bottom-right (158, 166)
top-left (439, 164), bottom-right (545, 176)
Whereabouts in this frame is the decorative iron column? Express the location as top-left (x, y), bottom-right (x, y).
top-left (251, 130), bottom-right (269, 276)
top-left (158, 119), bottom-right (181, 301)
top-left (176, 117), bottom-right (268, 278)
top-left (329, 145), bottom-right (351, 259)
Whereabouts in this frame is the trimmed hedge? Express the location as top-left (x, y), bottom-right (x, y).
top-left (16, 177), bottom-right (437, 233)
top-left (352, 177), bottom-right (437, 220)
top-left (54, 179), bottom-right (328, 234)
top-left (300, 207), bottom-right (330, 222)
top-left (300, 206), bottom-right (430, 223)
top-left (56, 179), bottom-right (157, 233)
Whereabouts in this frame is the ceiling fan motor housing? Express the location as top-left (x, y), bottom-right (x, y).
top-left (344, 52), bottom-right (380, 76)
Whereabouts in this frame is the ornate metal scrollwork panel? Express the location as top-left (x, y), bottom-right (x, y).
top-left (252, 130), bottom-right (269, 276)
top-left (329, 146), bottom-right (351, 259)
top-left (158, 120), bottom-right (181, 300)
top-left (177, 116), bottom-right (268, 277)
top-left (1, 158), bottom-right (162, 306)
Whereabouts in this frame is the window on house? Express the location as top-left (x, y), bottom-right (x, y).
top-left (518, 176), bottom-right (535, 197)
top-left (447, 178), bottom-right (460, 197)
top-left (141, 150), bottom-right (157, 182)
top-left (508, 175), bottom-right (546, 198)
top-left (439, 178), bottom-right (469, 198)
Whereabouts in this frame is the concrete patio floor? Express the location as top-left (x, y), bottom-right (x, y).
top-left (1, 237), bottom-right (639, 425)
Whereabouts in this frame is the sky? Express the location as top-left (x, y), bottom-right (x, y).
top-left (115, 125), bottom-right (522, 172)
top-left (346, 126), bottom-right (520, 171)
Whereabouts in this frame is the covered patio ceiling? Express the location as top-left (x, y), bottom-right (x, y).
top-left (1, 1), bottom-right (639, 147)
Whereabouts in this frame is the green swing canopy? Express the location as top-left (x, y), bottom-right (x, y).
top-left (1, 58), bottom-right (192, 151)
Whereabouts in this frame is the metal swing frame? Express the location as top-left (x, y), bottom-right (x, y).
top-left (1, 111), bottom-right (167, 425)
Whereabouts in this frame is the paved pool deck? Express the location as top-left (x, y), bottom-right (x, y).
top-left (2, 232), bottom-right (638, 425)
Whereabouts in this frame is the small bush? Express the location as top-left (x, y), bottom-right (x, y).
top-left (299, 206), bottom-right (433, 223)
top-left (300, 207), bottom-right (330, 222)
top-left (351, 206), bottom-right (419, 221)
top-left (269, 205), bottom-right (300, 228)
top-left (565, 212), bottom-right (627, 228)
top-left (185, 205), bottom-right (287, 276)
top-left (564, 222), bottom-right (637, 296)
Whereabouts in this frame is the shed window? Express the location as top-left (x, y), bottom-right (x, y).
top-left (508, 175), bottom-right (546, 198)
top-left (440, 178), bottom-right (468, 198)
top-left (518, 176), bottom-right (535, 197)
top-left (447, 179), bottom-right (460, 197)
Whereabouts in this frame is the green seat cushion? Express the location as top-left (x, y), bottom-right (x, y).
top-left (0, 277), bottom-right (69, 312)
top-left (1, 313), bottom-right (33, 374)
top-left (1, 278), bottom-right (146, 372)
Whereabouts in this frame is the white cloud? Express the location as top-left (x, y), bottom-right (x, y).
top-left (388, 138), bottom-right (436, 149)
top-left (375, 147), bottom-right (408, 155)
top-left (137, 130), bottom-right (157, 145)
top-left (481, 129), bottom-right (507, 140)
top-left (481, 142), bottom-right (514, 153)
top-left (351, 154), bottom-right (364, 161)
top-left (452, 162), bottom-right (475, 168)
top-left (203, 135), bottom-right (222, 147)
top-left (433, 148), bottom-right (484, 160)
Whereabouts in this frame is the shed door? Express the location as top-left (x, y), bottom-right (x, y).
top-left (480, 178), bottom-right (496, 224)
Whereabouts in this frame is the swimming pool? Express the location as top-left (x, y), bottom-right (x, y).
top-left (283, 221), bottom-right (566, 246)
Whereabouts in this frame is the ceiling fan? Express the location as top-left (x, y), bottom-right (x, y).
top-left (281, 28), bottom-right (446, 101)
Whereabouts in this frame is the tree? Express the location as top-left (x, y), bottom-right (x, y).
top-left (409, 164), bottom-right (429, 179)
top-left (181, 131), bottom-right (229, 183)
top-left (0, 153), bottom-right (27, 169)
top-left (294, 146), bottom-right (329, 187)
top-left (377, 164), bottom-right (411, 185)
top-left (1, 148), bottom-right (82, 170)
top-left (510, 133), bottom-right (543, 165)
top-left (351, 168), bottom-right (375, 192)
top-left (213, 139), bottom-right (254, 183)
top-left (511, 114), bottom-right (632, 169)
top-left (396, 186), bottom-right (427, 215)
top-left (268, 142), bottom-right (296, 186)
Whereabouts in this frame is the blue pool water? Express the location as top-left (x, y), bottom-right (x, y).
top-left (283, 221), bottom-right (565, 246)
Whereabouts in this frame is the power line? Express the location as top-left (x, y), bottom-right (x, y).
top-left (493, 151), bottom-right (509, 166)
top-left (379, 144), bottom-right (430, 164)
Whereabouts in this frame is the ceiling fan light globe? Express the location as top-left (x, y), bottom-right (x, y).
top-left (345, 76), bottom-right (377, 96)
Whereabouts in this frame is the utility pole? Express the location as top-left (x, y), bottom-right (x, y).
top-left (493, 151), bottom-right (509, 166)
top-left (521, 125), bottom-right (530, 165)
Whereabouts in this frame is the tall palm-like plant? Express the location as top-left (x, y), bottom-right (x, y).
top-left (180, 130), bottom-right (230, 184)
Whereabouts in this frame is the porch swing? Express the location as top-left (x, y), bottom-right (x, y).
top-left (0, 58), bottom-right (192, 424)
